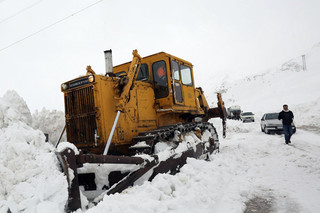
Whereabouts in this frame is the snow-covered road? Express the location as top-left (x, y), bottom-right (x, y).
top-left (213, 120), bottom-right (320, 213)
top-left (81, 120), bottom-right (320, 213)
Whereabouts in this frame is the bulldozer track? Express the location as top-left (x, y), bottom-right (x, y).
top-left (129, 121), bottom-right (218, 154)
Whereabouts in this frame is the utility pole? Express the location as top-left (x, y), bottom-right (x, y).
top-left (302, 55), bottom-right (307, 71)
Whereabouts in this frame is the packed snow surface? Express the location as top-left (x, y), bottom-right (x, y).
top-left (1, 44), bottom-right (320, 212)
top-left (80, 120), bottom-right (320, 213)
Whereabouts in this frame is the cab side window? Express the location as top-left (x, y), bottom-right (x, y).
top-left (152, 60), bottom-right (168, 99)
top-left (172, 61), bottom-right (180, 80)
top-left (180, 65), bottom-right (193, 86)
top-left (172, 60), bottom-right (183, 103)
top-left (137, 63), bottom-right (149, 81)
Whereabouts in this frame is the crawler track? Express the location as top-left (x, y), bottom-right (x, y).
top-left (130, 121), bottom-right (218, 154)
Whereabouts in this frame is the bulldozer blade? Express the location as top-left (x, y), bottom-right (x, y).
top-left (149, 140), bottom-right (216, 181)
top-left (93, 139), bottom-right (217, 205)
top-left (106, 156), bottom-right (159, 195)
top-left (57, 149), bottom-right (147, 212)
top-left (57, 149), bottom-right (81, 212)
top-left (58, 135), bottom-right (218, 211)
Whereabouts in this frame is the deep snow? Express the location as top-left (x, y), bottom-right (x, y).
top-left (1, 43), bottom-right (320, 213)
top-left (0, 93), bottom-right (68, 212)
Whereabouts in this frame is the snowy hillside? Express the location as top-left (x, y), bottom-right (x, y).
top-left (1, 43), bottom-right (320, 213)
top-left (206, 42), bottom-right (320, 128)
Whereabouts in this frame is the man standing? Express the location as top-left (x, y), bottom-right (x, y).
top-left (278, 104), bottom-right (294, 144)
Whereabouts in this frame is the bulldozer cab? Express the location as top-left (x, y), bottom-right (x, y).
top-left (113, 52), bottom-right (199, 113)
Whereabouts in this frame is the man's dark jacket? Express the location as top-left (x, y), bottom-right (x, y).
top-left (278, 110), bottom-right (294, 125)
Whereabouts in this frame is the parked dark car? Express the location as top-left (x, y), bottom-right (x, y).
top-left (260, 112), bottom-right (296, 134)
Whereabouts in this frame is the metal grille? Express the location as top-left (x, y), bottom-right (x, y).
top-left (65, 86), bottom-right (95, 115)
top-left (65, 86), bottom-right (96, 146)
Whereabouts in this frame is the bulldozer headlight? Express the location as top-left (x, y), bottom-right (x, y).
top-left (88, 75), bottom-right (95, 83)
top-left (61, 83), bottom-right (68, 91)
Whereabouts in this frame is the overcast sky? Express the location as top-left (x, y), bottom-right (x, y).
top-left (1, 0), bottom-right (319, 112)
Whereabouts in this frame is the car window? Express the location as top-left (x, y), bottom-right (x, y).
top-left (265, 113), bottom-right (279, 120)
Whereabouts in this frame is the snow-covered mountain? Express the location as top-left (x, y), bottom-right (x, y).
top-left (206, 42), bottom-right (320, 128)
top-left (1, 43), bottom-right (320, 213)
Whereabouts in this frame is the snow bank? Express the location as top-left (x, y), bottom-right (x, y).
top-left (0, 90), bottom-right (66, 145)
top-left (291, 97), bottom-right (320, 128)
top-left (0, 91), bottom-right (68, 213)
top-left (0, 90), bottom-right (32, 129)
top-left (32, 108), bottom-right (66, 145)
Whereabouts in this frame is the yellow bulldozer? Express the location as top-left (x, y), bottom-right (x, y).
top-left (57, 50), bottom-right (226, 211)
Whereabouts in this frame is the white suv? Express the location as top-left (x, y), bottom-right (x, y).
top-left (240, 112), bottom-right (255, 122)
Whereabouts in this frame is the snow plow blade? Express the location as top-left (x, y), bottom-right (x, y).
top-left (57, 137), bottom-right (218, 212)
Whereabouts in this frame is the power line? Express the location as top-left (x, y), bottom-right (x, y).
top-left (0, 0), bottom-right (45, 25)
top-left (0, 0), bottom-right (105, 53)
